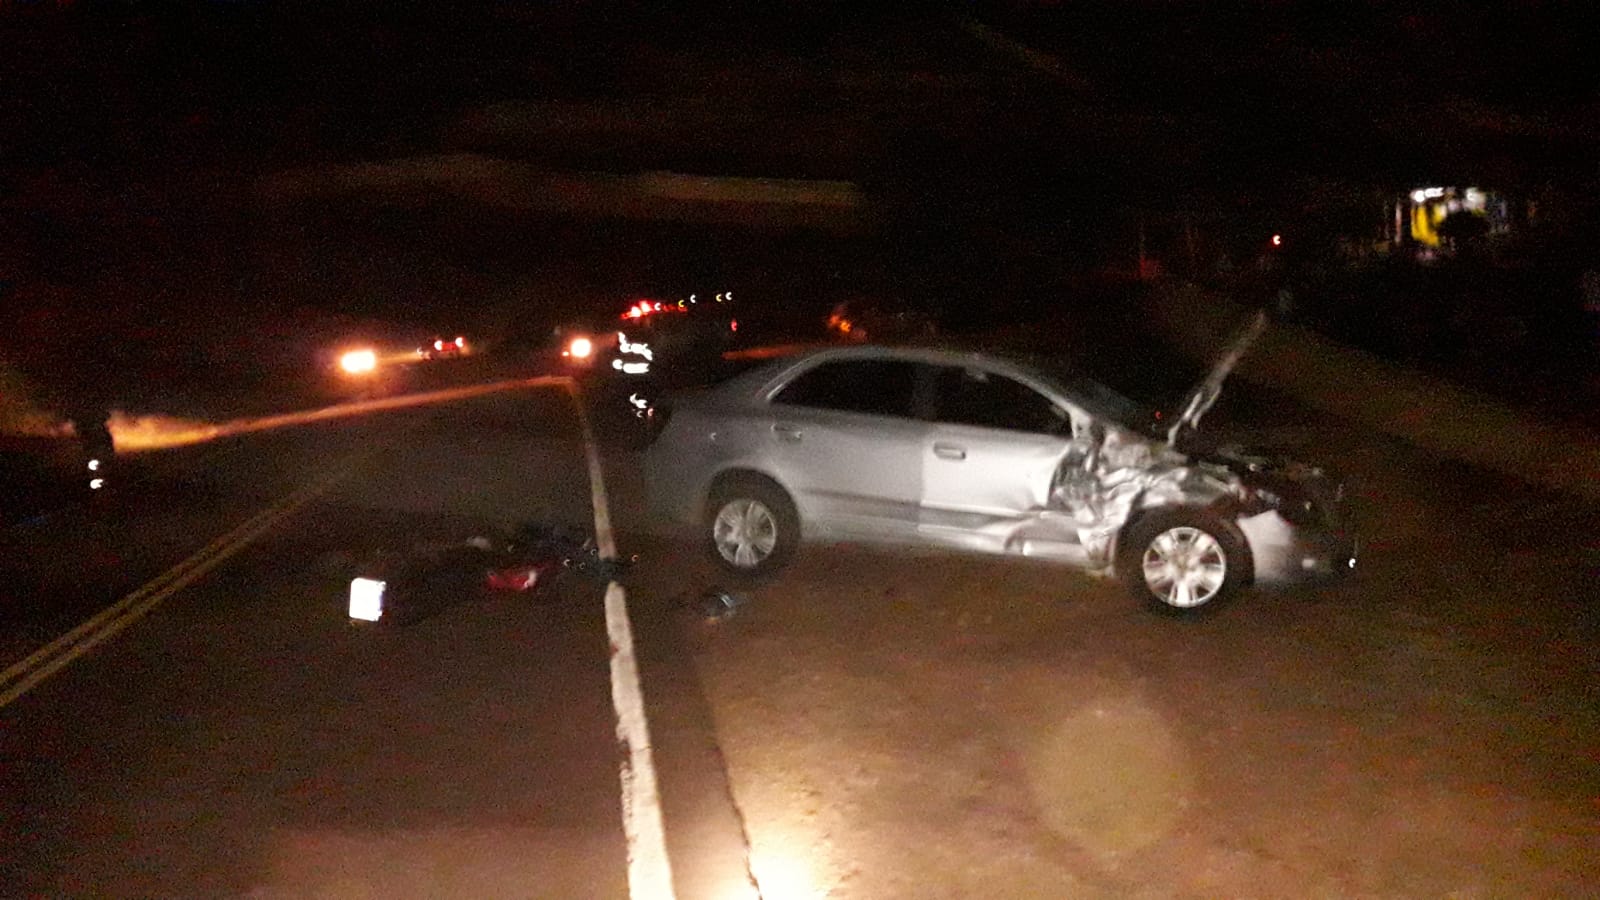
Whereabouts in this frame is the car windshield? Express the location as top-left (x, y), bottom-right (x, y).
top-left (1020, 357), bottom-right (1161, 434)
top-left (1060, 375), bottom-right (1154, 429)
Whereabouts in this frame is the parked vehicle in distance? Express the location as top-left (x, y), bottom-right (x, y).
top-left (556, 293), bottom-right (741, 384)
top-left (318, 320), bottom-right (446, 399)
top-left (644, 318), bottom-right (1356, 614)
top-left (416, 334), bottom-right (470, 360)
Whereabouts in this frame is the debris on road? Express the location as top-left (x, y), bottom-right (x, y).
top-left (698, 588), bottom-right (749, 622)
top-left (347, 522), bottom-right (601, 625)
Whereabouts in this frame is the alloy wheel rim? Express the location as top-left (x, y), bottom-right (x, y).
top-left (713, 499), bottom-right (779, 568)
top-left (1141, 526), bottom-right (1227, 608)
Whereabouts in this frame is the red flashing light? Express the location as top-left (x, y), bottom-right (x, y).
top-left (619, 298), bottom-right (690, 320)
top-left (730, 319), bottom-right (738, 332)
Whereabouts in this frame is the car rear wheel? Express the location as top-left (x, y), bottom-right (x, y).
top-left (705, 476), bottom-right (798, 580)
top-left (1118, 508), bottom-right (1251, 615)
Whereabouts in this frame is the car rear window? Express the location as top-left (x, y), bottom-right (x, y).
top-left (772, 359), bottom-right (918, 418)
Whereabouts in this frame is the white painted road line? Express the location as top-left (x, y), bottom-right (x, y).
top-left (0, 460), bottom-right (359, 710)
top-left (566, 379), bottom-right (677, 900)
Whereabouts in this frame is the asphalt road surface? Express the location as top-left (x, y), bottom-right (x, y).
top-left (2, 385), bottom-right (639, 897)
top-left (4, 367), bottom-right (1599, 898)
top-left (7, 6), bottom-right (1598, 896)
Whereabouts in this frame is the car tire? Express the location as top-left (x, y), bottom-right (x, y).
top-left (1118, 507), bottom-right (1252, 615)
top-left (704, 474), bottom-right (799, 581)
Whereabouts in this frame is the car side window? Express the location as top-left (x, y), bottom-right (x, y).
top-left (772, 359), bottom-right (919, 418)
top-left (932, 366), bottom-right (1070, 435)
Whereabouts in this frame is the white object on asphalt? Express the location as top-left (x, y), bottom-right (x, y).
top-left (348, 577), bottom-right (386, 622)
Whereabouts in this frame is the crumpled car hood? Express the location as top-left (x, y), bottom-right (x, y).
top-left (1166, 310), bottom-right (1268, 446)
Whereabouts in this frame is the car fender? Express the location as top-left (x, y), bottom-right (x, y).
top-left (645, 406), bottom-right (787, 525)
top-left (1093, 462), bottom-right (1245, 571)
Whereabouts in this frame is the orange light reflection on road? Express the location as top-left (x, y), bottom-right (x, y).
top-left (109, 377), bottom-right (565, 453)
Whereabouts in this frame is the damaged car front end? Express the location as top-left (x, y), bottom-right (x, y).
top-left (1029, 311), bottom-right (1357, 607)
top-left (644, 312), bottom-right (1356, 614)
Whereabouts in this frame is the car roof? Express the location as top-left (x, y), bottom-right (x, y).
top-left (695, 341), bottom-right (1161, 431)
top-left (717, 342), bottom-right (1058, 400)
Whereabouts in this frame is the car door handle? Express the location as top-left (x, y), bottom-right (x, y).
top-left (773, 423), bottom-right (803, 442)
top-left (933, 442), bottom-right (966, 461)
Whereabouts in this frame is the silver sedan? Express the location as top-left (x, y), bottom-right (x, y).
top-left (643, 343), bottom-right (1355, 614)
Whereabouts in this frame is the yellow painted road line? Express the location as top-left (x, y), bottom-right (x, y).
top-left (8, 378), bottom-right (555, 692)
top-left (0, 460), bottom-right (360, 710)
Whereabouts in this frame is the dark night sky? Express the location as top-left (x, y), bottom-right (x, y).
top-left (2, 1), bottom-right (1595, 404)
top-left (3, 2), bottom-right (1593, 190)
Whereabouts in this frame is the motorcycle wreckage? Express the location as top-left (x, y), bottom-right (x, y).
top-left (347, 522), bottom-right (628, 626)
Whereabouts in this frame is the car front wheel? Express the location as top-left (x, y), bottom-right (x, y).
top-left (1118, 508), bottom-right (1252, 615)
top-left (704, 475), bottom-right (799, 580)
